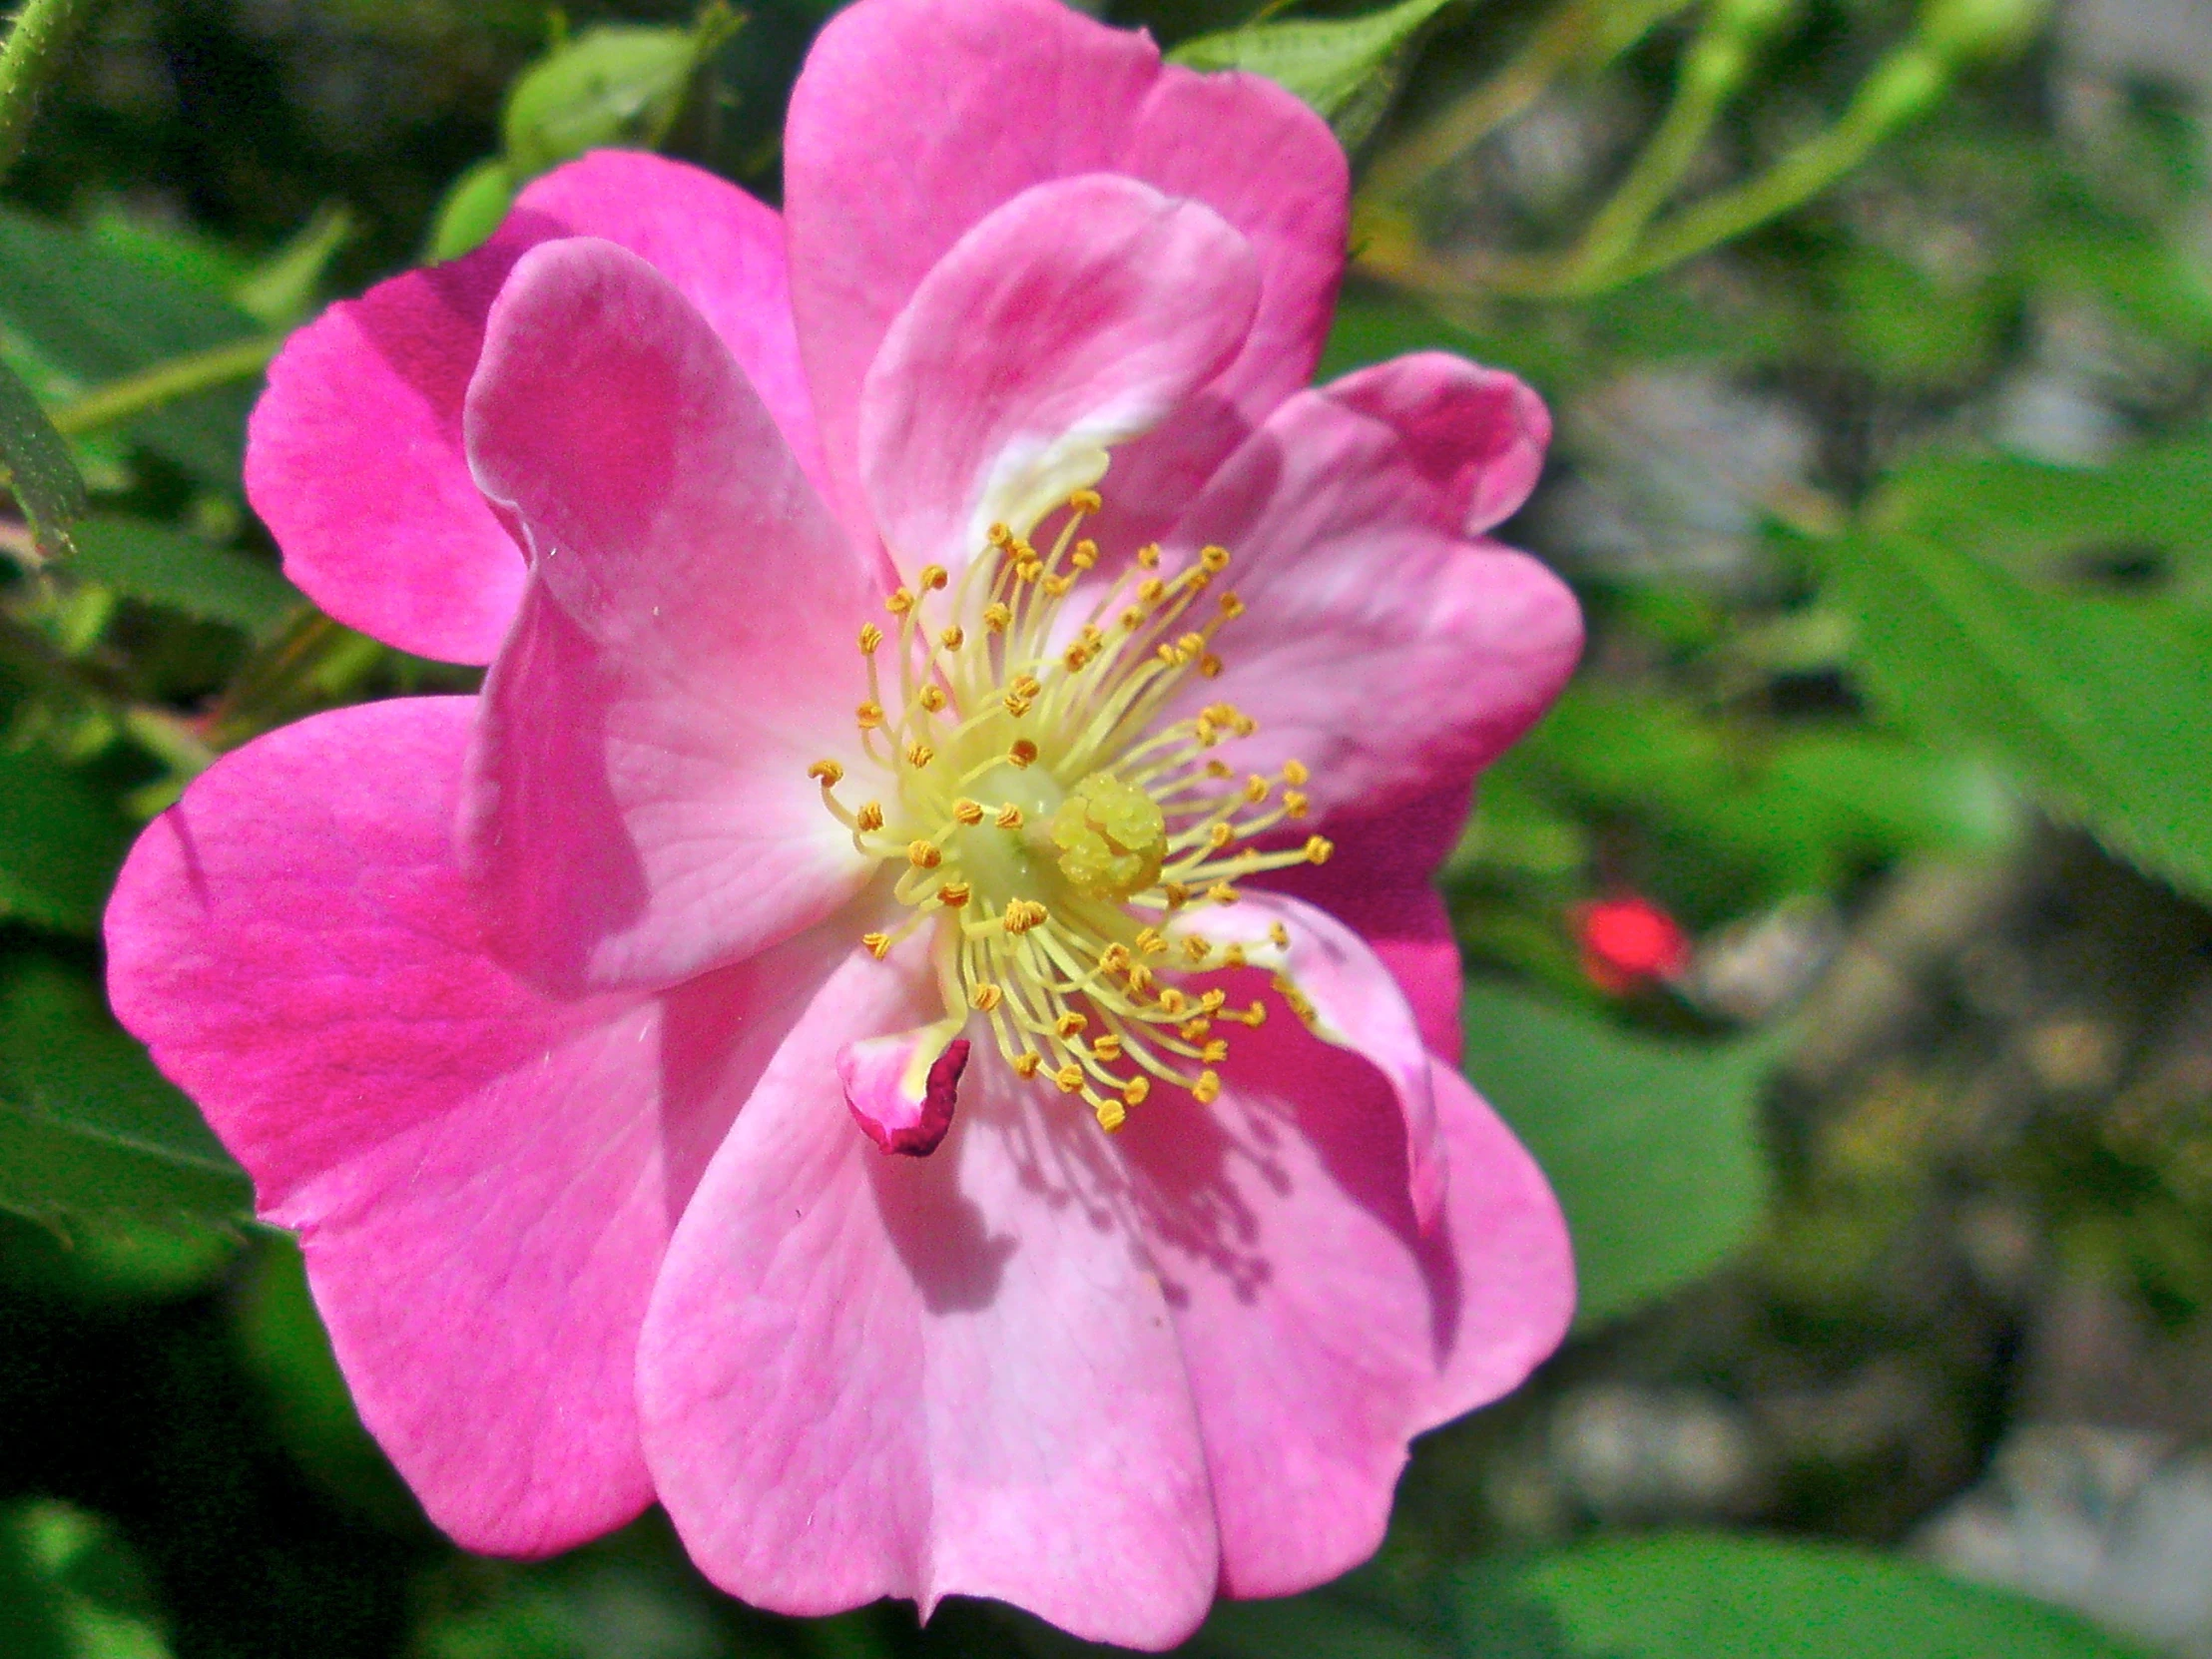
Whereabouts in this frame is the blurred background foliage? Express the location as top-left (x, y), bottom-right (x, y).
top-left (2, 0), bottom-right (2210, 1653)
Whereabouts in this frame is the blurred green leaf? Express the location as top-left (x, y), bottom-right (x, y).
top-left (0, 748), bottom-right (132, 934)
top-left (427, 158), bottom-right (520, 264)
top-left (1449, 1533), bottom-right (2155, 1657)
top-left (0, 1500), bottom-right (172, 1659)
top-left (0, 352), bottom-right (83, 557)
top-left (501, 10), bottom-right (739, 177)
top-left (1827, 524), bottom-right (2212, 902)
top-left (1197, 1591), bottom-right (1446, 1658)
top-left (1170, 0), bottom-right (1463, 150)
top-left (0, 207), bottom-right (261, 487)
top-left (71, 515), bottom-right (302, 636)
top-left (0, 952), bottom-right (251, 1226)
top-left (231, 205), bottom-right (356, 328)
top-left (1462, 983), bottom-right (1773, 1328)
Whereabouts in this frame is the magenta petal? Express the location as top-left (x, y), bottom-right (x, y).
top-left (1166, 354), bottom-right (1582, 824)
top-left (1118, 1018), bottom-right (1572, 1599)
top-left (461, 238), bottom-right (877, 994)
top-left (1171, 890), bottom-right (1446, 1230)
top-left (246, 152), bottom-right (812, 665)
top-left (787, 0), bottom-right (1347, 546)
top-left (639, 947), bottom-right (1218, 1649)
top-left (103, 698), bottom-right (850, 1555)
top-left (839, 1026), bottom-right (968, 1157)
top-left (858, 174), bottom-right (1257, 584)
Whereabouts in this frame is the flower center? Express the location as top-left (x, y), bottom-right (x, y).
top-left (808, 490), bottom-right (1333, 1131)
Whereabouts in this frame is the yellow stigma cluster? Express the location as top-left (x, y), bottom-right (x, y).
top-left (812, 490), bottom-right (1333, 1131)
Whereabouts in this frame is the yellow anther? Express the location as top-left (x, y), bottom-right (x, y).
top-left (905, 741), bottom-right (935, 769)
top-left (1233, 1000), bottom-right (1268, 1026)
top-left (1206, 760), bottom-right (1234, 779)
top-left (856, 802), bottom-right (884, 831)
top-left (1179, 1018), bottom-right (1212, 1041)
top-left (1071, 539), bottom-right (1099, 568)
top-left (1268, 920), bottom-right (1291, 948)
top-left (995, 804), bottom-right (1024, 830)
top-left (953, 799), bottom-right (985, 826)
top-left (1156, 643), bottom-right (1181, 666)
top-left (987, 523), bottom-right (1013, 547)
top-left (1127, 962), bottom-right (1155, 993)
top-left (1061, 643), bottom-right (1091, 671)
top-left (940, 626), bottom-right (964, 650)
top-left (1043, 573), bottom-right (1073, 597)
top-left (1209, 883), bottom-right (1240, 906)
top-left (861, 931), bottom-right (891, 959)
top-left (1054, 1011), bottom-right (1088, 1038)
top-left (808, 760), bottom-right (844, 786)
top-left (1198, 654), bottom-right (1223, 679)
top-left (1137, 543), bottom-right (1162, 568)
top-left (918, 563), bottom-right (949, 591)
top-left (1200, 545), bottom-right (1231, 574)
top-left (1003, 897), bottom-right (1048, 933)
top-left (1092, 1034), bottom-right (1124, 1061)
top-left (908, 840), bottom-right (942, 869)
top-left (1284, 790), bottom-right (1309, 819)
top-left (1199, 989), bottom-right (1227, 1012)
top-left (1013, 1052), bottom-right (1043, 1078)
top-left (1208, 823), bottom-right (1234, 850)
top-left (1134, 926), bottom-right (1168, 956)
top-left (1003, 692), bottom-right (1034, 718)
top-left (1008, 739), bottom-right (1039, 769)
top-left (1068, 489), bottom-right (1103, 514)
top-left (856, 701), bottom-right (884, 729)
top-left (1304, 835), bottom-right (1334, 864)
top-left (1283, 760), bottom-right (1311, 786)
top-left (1016, 559), bottom-right (1044, 583)
top-left (1183, 935), bottom-right (1213, 963)
top-left (1232, 713), bottom-right (1258, 737)
top-left (885, 588), bottom-right (915, 615)
top-left (1158, 986), bottom-right (1188, 1015)
top-left (1201, 1039), bottom-right (1229, 1063)
top-left (1137, 577), bottom-right (1167, 604)
top-left (1012, 674), bottom-right (1042, 698)
top-left (1218, 592), bottom-right (1245, 618)
top-left (969, 982), bottom-right (1001, 1011)
top-left (1053, 1063), bottom-right (1084, 1094)
top-left (1119, 607), bottom-right (1145, 631)
top-left (1177, 631), bottom-right (1206, 657)
top-left (1164, 881), bottom-right (1191, 909)
top-left (938, 881), bottom-right (971, 908)
top-left (1243, 775), bottom-right (1269, 804)
top-left (918, 685), bottom-right (947, 713)
top-left (1122, 1075), bottom-right (1150, 1106)
top-left (1221, 944), bottom-right (1248, 969)
top-left (1192, 1070), bottom-right (1222, 1105)
top-left (983, 603), bottom-right (1013, 632)
top-left (1098, 942), bottom-right (1132, 973)
top-left (858, 623), bottom-right (883, 654)
top-left (1096, 1099), bottom-right (1127, 1131)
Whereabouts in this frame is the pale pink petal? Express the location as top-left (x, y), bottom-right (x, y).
top-left (1263, 781), bottom-right (1474, 1062)
top-left (1168, 890), bottom-right (1444, 1229)
top-left (640, 944), bottom-right (1219, 1650)
top-left (461, 238), bottom-right (877, 994)
top-left (104, 697), bottom-right (848, 1556)
top-left (1164, 354), bottom-right (1581, 824)
top-left (838, 1023), bottom-right (969, 1157)
top-left (859, 175), bottom-right (1257, 585)
top-left (246, 152), bottom-right (813, 666)
top-left (1118, 1011), bottom-right (1572, 1599)
top-left (786, 0), bottom-right (1347, 548)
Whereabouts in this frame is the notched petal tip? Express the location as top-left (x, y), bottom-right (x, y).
top-left (838, 1028), bottom-right (970, 1157)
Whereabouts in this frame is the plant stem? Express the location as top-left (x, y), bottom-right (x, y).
top-left (46, 335), bottom-right (283, 438)
top-left (0, 0), bottom-right (98, 185)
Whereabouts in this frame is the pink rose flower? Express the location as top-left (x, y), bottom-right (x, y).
top-left (105, 0), bottom-right (1584, 1645)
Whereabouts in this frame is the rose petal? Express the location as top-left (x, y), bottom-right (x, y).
top-left (858, 174), bottom-right (1257, 586)
top-left (461, 238), bottom-right (877, 994)
top-left (1118, 1014), bottom-right (1572, 1597)
top-left (245, 152), bottom-right (813, 665)
top-left (640, 942), bottom-right (1218, 1649)
top-left (1163, 354), bottom-right (1581, 824)
top-left (787, 0), bottom-right (1346, 549)
top-left (104, 697), bottom-right (848, 1555)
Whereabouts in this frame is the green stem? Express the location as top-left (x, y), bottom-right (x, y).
top-left (0, 0), bottom-right (98, 185)
top-left (1594, 41), bottom-right (1948, 288)
top-left (47, 334), bottom-right (282, 438)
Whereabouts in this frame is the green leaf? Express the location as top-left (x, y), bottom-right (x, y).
top-left (0, 1500), bottom-right (174, 1659)
top-left (0, 206), bottom-right (262, 487)
top-left (70, 514), bottom-right (302, 635)
top-left (501, 8), bottom-right (740, 177)
top-left (0, 952), bottom-right (251, 1227)
top-left (1197, 1592), bottom-right (1447, 1659)
top-left (1461, 983), bottom-right (1773, 1328)
top-left (0, 352), bottom-right (83, 557)
top-left (0, 748), bottom-right (133, 934)
top-left (1170, 0), bottom-right (1464, 150)
top-left (425, 158), bottom-right (519, 264)
top-left (1826, 524), bottom-right (2212, 902)
top-left (1450, 1533), bottom-right (2154, 1658)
